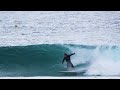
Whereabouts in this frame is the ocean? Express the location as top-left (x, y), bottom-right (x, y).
top-left (0, 11), bottom-right (120, 78)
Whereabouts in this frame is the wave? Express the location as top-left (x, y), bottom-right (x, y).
top-left (0, 44), bottom-right (120, 76)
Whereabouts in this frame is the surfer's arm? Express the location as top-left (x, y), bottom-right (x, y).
top-left (69, 53), bottom-right (75, 56)
top-left (62, 58), bottom-right (65, 64)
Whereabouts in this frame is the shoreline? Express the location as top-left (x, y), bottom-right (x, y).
top-left (0, 76), bottom-right (120, 79)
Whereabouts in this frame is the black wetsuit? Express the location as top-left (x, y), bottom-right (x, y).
top-left (62, 53), bottom-right (75, 69)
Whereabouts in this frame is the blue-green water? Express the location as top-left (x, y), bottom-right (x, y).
top-left (0, 44), bottom-right (120, 77)
top-left (0, 44), bottom-right (70, 76)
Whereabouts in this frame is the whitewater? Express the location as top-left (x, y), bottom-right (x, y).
top-left (0, 11), bottom-right (120, 78)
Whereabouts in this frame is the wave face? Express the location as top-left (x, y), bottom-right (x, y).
top-left (0, 44), bottom-right (120, 77)
top-left (0, 44), bottom-right (70, 76)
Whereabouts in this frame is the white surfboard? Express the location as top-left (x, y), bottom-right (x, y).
top-left (59, 69), bottom-right (86, 73)
top-left (59, 71), bottom-right (77, 73)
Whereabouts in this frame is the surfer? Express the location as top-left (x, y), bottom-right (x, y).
top-left (62, 53), bottom-right (75, 70)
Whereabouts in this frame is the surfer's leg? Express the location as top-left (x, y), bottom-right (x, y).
top-left (69, 61), bottom-right (75, 70)
top-left (67, 61), bottom-right (74, 70)
top-left (71, 63), bottom-right (74, 68)
top-left (67, 62), bottom-right (71, 70)
top-left (67, 62), bottom-right (70, 68)
top-left (71, 64), bottom-right (75, 70)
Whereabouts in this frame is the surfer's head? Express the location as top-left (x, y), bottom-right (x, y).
top-left (64, 53), bottom-right (68, 57)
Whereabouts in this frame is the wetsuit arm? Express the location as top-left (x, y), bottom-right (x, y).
top-left (69, 53), bottom-right (75, 56)
top-left (62, 58), bottom-right (65, 64)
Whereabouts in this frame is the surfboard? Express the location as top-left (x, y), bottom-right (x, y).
top-left (59, 71), bottom-right (77, 73)
top-left (59, 69), bottom-right (86, 73)
top-left (59, 71), bottom-right (77, 74)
